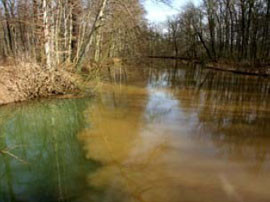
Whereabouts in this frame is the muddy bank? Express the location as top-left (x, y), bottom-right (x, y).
top-left (0, 62), bottom-right (80, 106)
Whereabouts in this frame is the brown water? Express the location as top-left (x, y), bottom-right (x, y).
top-left (78, 61), bottom-right (270, 202)
top-left (1, 61), bottom-right (270, 202)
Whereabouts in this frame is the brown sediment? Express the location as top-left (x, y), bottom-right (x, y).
top-left (0, 61), bottom-right (80, 106)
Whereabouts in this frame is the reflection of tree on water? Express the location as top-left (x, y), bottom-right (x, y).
top-left (146, 60), bottom-right (270, 172)
top-left (192, 76), bottom-right (269, 171)
top-left (78, 85), bottom-right (190, 202)
top-left (0, 98), bottom-right (100, 202)
top-left (78, 80), bottom-right (270, 202)
top-left (167, 64), bottom-right (270, 172)
top-left (149, 60), bottom-right (270, 126)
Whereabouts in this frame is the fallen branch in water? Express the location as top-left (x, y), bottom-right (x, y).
top-left (205, 63), bottom-right (270, 77)
top-left (0, 146), bottom-right (29, 164)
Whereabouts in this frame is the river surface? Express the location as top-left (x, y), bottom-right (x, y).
top-left (0, 61), bottom-right (270, 202)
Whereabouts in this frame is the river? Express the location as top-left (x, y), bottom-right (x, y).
top-left (0, 60), bottom-right (270, 202)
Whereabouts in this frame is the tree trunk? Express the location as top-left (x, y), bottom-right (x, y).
top-left (75, 0), bottom-right (109, 69)
top-left (43, 0), bottom-right (52, 69)
top-left (1, 0), bottom-right (13, 54)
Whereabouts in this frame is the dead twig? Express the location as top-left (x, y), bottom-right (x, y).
top-left (0, 146), bottom-right (29, 165)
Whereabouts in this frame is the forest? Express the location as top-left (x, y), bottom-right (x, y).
top-left (150, 0), bottom-right (270, 67)
top-left (0, 0), bottom-right (147, 67)
top-left (0, 0), bottom-right (269, 67)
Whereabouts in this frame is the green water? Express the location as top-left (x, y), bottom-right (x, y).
top-left (1, 61), bottom-right (270, 202)
top-left (0, 99), bottom-right (101, 202)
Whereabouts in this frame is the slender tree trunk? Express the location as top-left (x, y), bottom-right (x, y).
top-left (196, 31), bottom-right (214, 61)
top-left (75, 0), bottom-right (109, 69)
top-left (245, 0), bottom-right (254, 59)
top-left (94, 31), bottom-right (102, 62)
top-left (2, 0), bottom-right (13, 54)
top-left (43, 0), bottom-right (52, 69)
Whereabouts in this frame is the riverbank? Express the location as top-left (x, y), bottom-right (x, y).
top-left (0, 61), bottom-right (81, 106)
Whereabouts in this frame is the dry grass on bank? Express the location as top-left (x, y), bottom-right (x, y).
top-left (0, 61), bottom-right (81, 105)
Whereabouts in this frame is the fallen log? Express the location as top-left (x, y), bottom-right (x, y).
top-left (205, 63), bottom-right (270, 77)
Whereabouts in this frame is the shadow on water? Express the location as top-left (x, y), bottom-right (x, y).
top-left (0, 98), bottom-right (102, 202)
